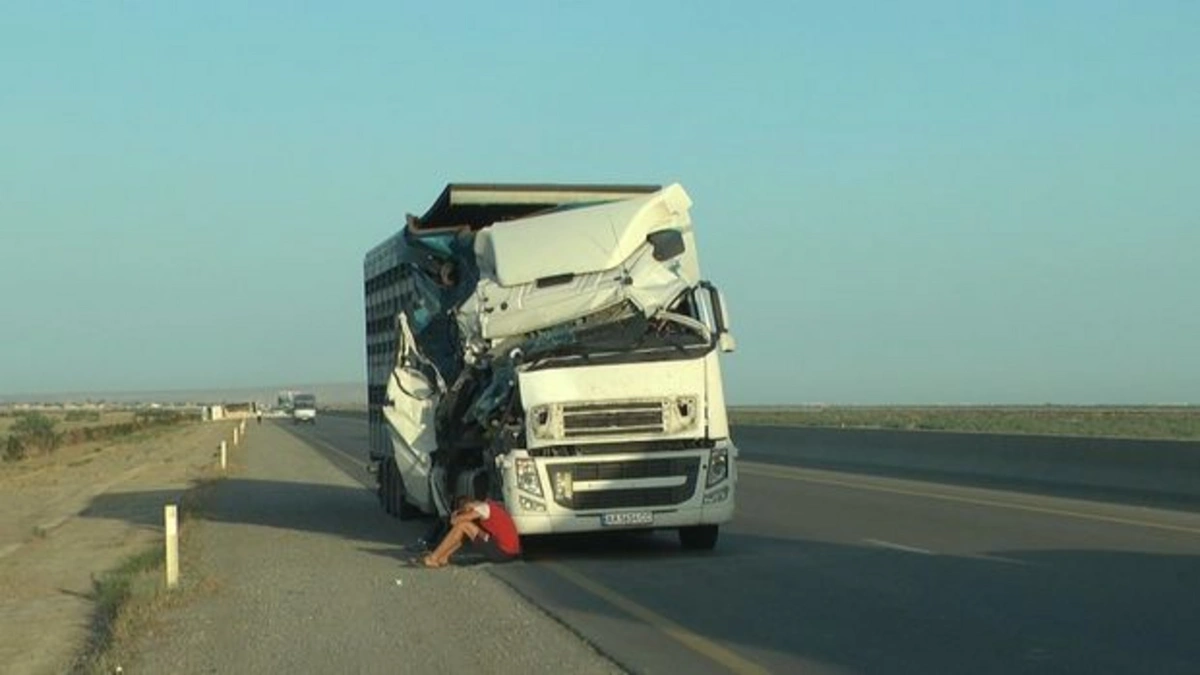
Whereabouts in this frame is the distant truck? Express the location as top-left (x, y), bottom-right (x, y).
top-left (292, 393), bottom-right (317, 424)
top-left (363, 183), bottom-right (737, 549)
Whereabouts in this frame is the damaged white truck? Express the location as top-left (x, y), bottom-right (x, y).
top-left (363, 183), bottom-right (737, 549)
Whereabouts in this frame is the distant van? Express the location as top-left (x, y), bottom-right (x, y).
top-left (292, 394), bottom-right (317, 424)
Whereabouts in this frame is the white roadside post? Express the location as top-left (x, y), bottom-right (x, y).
top-left (233, 426), bottom-right (239, 447)
top-left (165, 504), bottom-right (179, 589)
top-left (220, 440), bottom-right (227, 470)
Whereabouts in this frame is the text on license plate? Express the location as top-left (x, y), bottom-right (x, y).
top-left (601, 511), bottom-right (654, 527)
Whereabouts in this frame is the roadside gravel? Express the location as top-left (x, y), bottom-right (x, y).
top-left (129, 422), bottom-right (622, 674)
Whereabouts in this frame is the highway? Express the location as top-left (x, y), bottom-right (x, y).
top-left (285, 415), bottom-right (1200, 674)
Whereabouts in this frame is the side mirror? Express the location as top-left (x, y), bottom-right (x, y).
top-left (719, 333), bottom-right (737, 354)
top-left (699, 282), bottom-right (736, 353)
top-left (647, 229), bottom-right (686, 262)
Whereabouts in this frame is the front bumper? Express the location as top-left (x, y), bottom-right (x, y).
top-left (501, 445), bottom-right (737, 535)
top-left (511, 499), bottom-right (734, 535)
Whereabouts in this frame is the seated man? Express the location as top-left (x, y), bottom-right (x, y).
top-left (421, 496), bottom-right (521, 567)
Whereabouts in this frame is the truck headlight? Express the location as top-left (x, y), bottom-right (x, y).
top-left (706, 446), bottom-right (728, 487)
top-left (519, 495), bottom-right (547, 512)
top-left (515, 458), bottom-right (543, 497)
top-left (704, 486), bottom-right (730, 504)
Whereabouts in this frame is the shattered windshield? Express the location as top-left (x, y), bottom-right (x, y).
top-left (520, 299), bottom-right (712, 369)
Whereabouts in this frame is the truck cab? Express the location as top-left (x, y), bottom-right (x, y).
top-left (364, 183), bottom-right (736, 549)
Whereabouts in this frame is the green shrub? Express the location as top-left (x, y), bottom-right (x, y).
top-left (3, 435), bottom-right (25, 462)
top-left (12, 412), bottom-right (59, 453)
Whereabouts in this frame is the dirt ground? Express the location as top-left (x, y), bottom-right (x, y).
top-left (0, 419), bottom-right (241, 675)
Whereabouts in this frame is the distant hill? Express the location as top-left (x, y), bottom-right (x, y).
top-left (0, 382), bottom-right (366, 406)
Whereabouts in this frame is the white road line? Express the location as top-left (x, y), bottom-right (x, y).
top-left (740, 462), bottom-right (1200, 536)
top-left (863, 538), bottom-right (934, 555)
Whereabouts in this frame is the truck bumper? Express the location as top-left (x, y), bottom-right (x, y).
top-left (510, 494), bottom-right (734, 535)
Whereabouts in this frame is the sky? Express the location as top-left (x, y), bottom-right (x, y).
top-left (1, 1), bottom-right (1197, 404)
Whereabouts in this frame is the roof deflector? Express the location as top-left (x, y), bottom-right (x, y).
top-left (410, 183), bottom-right (661, 231)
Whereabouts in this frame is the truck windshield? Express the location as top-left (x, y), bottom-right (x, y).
top-left (523, 301), bottom-right (712, 370)
top-left (294, 396), bottom-right (316, 407)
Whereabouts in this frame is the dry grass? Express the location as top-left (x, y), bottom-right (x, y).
top-left (0, 411), bottom-right (134, 436)
top-left (72, 471), bottom-right (225, 674)
top-left (731, 406), bottom-right (1200, 441)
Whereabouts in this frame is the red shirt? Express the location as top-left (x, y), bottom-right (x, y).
top-left (476, 499), bottom-right (521, 556)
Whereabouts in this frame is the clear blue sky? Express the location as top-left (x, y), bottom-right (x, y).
top-left (2, 2), bottom-right (1197, 404)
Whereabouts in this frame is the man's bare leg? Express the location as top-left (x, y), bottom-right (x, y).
top-left (426, 521), bottom-right (483, 566)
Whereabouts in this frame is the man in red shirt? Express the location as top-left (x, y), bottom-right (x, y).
top-left (421, 497), bottom-right (521, 568)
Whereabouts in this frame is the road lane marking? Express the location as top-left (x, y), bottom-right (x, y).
top-left (740, 463), bottom-right (1200, 536)
top-left (544, 562), bottom-right (770, 675)
top-left (863, 538), bottom-right (932, 555)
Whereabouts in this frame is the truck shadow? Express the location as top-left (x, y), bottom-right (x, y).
top-left (77, 478), bottom-right (1200, 673)
top-left (78, 477), bottom-right (431, 547)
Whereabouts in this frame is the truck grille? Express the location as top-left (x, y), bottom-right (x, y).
top-left (547, 457), bottom-right (700, 510)
top-left (561, 401), bottom-right (665, 437)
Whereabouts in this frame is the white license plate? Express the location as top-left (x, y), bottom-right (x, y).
top-left (601, 511), bottom-right (654, 527)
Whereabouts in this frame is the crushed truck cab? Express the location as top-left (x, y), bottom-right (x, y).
top-left (364, 183), bottom-right (737, 549)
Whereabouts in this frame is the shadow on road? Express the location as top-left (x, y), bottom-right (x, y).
top-left (80, 477), bottom-right (430, 549)
top-left (78, 477), bottom-right (1200, 674)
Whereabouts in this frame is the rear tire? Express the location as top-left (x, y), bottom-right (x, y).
top-left (679, 525), bottom-right (719, 550)
top-left (381, 461), bottom-right (397, 515)
top-left (397, 494), bottom-right (421, 520)
top-left (382, 459), bottom-right (420, 520)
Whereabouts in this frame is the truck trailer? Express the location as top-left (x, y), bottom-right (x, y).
top-left (363, 183), bottom-right (737, 549)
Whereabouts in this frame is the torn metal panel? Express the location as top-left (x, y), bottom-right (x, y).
top-left (458, 231), bottom-right (701, 344)
top-left (472, 183), bottom-right (693, 287)
top-left (383, 313), bottom-right (441, 512)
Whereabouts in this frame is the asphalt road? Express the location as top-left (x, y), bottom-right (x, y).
top-left (287, 415), bottom-right (1200, 674)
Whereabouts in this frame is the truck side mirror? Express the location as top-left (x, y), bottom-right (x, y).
top-left (699, 282), bottom-right (736, 353)
top-left (719, 333), bottom-right (737, 353)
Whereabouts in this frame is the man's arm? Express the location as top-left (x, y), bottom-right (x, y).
top-left (450, 502), bottom-right (483, 526)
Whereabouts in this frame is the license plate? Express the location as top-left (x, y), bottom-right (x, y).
top-left (601, 511), bottom-right (654, 527)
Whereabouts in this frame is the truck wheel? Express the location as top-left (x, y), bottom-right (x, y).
top-left (382, 459), bottom-right (419, 520)
top-left (679, 525), bottom-right (719, 550)
top-left (397, 494), bottom-right (421, 521)
top-left (381, 462), bottom-right (397, 515)
top-left (390, 465), bottom-right (418, 520)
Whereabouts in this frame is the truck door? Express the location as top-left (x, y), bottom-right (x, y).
top-left (382, 312), bottom-right (442, 512)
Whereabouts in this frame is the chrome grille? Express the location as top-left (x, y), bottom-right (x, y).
top-left (561, 400), bottom-right (664, 437)
top-left (547, 457), bottom-right (700, 510)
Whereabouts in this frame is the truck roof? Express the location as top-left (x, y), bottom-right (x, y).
top-left (411, 183), bottom-right (661, 231)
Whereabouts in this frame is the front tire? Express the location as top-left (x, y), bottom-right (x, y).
top-left (679, 525), bottom-right (719, 550)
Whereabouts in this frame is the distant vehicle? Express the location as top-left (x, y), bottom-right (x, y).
top-left (292, 393), bottom-right (317, 424)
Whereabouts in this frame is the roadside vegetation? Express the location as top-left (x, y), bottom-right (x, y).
top-left (73, 470), bottom-right (223, 674)
top-left (74, 548), bottom-right (166, 674)
top-left (731, 406), bottom-right (1200, 441)
top-left (1, 409), bottom-right (193, 463)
